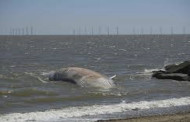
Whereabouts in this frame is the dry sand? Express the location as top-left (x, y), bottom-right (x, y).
top-left (97, 112), bottom-right (190, 122)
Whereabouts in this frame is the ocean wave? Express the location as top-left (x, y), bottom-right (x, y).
top-left (1, 97), bottom-right (190, 122)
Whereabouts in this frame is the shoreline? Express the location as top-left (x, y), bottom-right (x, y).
top-left (97, 112), bottom-right (190, 122)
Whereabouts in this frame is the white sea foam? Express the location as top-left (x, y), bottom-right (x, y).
top-left (41, 71), bottom-right (55, 77)
top-left (24, 72), bottom-right (48, 83)
top-left (144, 68), bottom-right (162, 74)
top-left (1, 97), bottom-right (190, 122)
top-left (135, 68), bottom-right (162, 79)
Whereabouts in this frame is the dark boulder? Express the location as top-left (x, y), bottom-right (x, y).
top-left (152, 61), bottom-right (190, 81)
top-left (165, 61), bottom-right (190, 74)
top-left (152, 71), bottom-right (190, 81)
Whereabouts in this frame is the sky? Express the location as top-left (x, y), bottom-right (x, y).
top-left (0, 0), bottom-right (190, 35)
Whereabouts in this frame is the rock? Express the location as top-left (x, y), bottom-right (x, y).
top-left (152, 61), bottom-right (190, 81)
top-left (152, 71), bottom-right (190, 81)
top-left (165, 61), bottom-right (190, 74)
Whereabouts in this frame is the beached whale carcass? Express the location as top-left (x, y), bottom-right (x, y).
top-left (46, 67), bottom-right (115, 89)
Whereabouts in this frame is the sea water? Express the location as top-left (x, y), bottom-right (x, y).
top-left (0, 35), bottom-right (190, 121)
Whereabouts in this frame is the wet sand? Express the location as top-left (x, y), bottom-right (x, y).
top-left (97, 112), bottom-right (190, 122)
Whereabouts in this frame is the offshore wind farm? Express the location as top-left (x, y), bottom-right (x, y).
top-left (3, 26), bottom-right (189, 36)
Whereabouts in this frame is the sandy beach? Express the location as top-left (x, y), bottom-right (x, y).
top-left (97, 112), bottom-right (190, 122)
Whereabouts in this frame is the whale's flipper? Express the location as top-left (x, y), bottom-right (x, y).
top-left (110, 75), bottom-right (116, 80)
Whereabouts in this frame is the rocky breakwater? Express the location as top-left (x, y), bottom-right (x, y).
top-left (152, 61), bottom-right (190, 81)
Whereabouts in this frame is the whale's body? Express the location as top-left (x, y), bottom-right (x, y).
top-left (46, 67), bottom-right (115, 89)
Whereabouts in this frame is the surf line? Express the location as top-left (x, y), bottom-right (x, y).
top-left (1, 97), bottom-right (190, 122)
